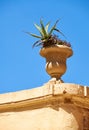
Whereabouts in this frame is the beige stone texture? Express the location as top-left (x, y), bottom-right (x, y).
top-left (40, 45), bottom-right (73, 79)
top-left (0, 82), bottom-right (89, 130)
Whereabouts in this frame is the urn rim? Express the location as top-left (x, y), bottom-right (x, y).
top-left (40, 45), bottom-right (73, 58)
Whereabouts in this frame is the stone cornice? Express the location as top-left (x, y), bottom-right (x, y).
top-left (0, 83), bottom-right (89, 112)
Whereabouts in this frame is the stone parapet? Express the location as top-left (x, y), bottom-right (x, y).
top-left (0, 82), bottom-right (89, 111)
top-left (0, 82), bottom-right (89, 130)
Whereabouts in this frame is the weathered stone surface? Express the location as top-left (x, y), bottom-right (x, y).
top-left (40, 45), bottom-right (73, 79)
top-left (0, 82), bottom-right (89, 130)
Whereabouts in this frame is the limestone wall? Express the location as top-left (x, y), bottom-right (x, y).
top-left (0, 82), bottom-right (89, 130)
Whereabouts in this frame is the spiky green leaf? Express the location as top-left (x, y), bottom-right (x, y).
top-left (49, 20), bottom-right (59, 35)
top-left (24, 31), bottom-right (31, 35)
top-left (40, 19), bottom-right (48, 38)
top-left (32, 40), bottom-right (42, 48)
top-left (34, 23), bottom-right (44, 36)
top-left (54, 28), bottom-right (66, 38)
top-left (45, 22), bottom-right (50, 34)
top-left (30, 33), bottom-right (42, 39)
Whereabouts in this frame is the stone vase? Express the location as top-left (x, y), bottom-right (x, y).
top-left (40, 45), bottom-right (73, 80)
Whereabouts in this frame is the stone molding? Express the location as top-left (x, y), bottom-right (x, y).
top-left (0, 83), bottom-right (89, 112)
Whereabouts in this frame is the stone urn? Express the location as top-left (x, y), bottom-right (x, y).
top-left (40, 45), bottom-right (73, 81)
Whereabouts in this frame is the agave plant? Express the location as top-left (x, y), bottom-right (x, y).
top-left (26, 19), bottom-right (71, 48)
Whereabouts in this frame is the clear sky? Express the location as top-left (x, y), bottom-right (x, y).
top-left (0, 0), bottom-right (89, 93)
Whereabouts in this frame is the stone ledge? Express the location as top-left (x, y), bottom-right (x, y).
top-left (0, 83), bottom-right (89, 112)
top-left (0, 93), bottom-right (89, 112)
top-left (0, 83), bottom-right (88, 104)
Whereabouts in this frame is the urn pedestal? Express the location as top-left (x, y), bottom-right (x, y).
top-left (40, 45), bottom-right (73, 81)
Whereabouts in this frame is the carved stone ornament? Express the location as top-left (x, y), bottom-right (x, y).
top-left (40, 45), bottom-right (73, 81)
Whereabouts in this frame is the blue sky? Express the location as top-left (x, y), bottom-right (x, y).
top-left (0, 0), bottom-right (89, 93)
